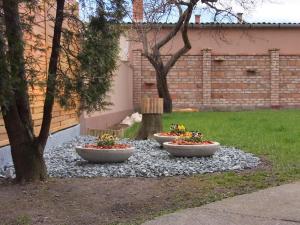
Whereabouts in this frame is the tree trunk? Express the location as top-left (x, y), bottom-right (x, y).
top-left (2, 103), bottom-right (47, 182)
top-left (136, 114), bottom-right (162, 140)
top-left (1, 0), bottom-right (47, 182)
top-left (39, 0), bottom-right (65, 149)
top-left (11, 140), bottom-right (47, 183)
top-left (156, 72), bottom-right (172, 113)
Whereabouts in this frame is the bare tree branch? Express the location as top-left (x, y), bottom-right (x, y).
top-left (164, 2), bottom-right (193, 75)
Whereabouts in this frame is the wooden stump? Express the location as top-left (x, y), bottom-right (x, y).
top-left (136, 98), bottom-right (163, 140)
top-left (140, 97), bottom-right (163, 114)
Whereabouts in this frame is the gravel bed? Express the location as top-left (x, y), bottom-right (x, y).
top-left (0, 136), bottom-right (260, 178)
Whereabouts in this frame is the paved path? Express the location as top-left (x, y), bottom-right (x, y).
top-left (143, 182), bottom-right (300, 225)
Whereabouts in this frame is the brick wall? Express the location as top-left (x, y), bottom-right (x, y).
top-left (211, 54), bottom-right (271, 110)
top-left (139, 54), bottom-right (203, 109)
top-left (279, 55), bottom-right (300, 107)
top-left (133, 49), bottom-right (300, 110)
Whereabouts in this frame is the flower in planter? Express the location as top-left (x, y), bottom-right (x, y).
top-left (157, 124), bottom-right (188, 137)
top-left (154, 124), bottom-right (195, 146)
top-left (179, 131), bottom-right (193, 137)
top-left (182, 132), bottom-right (204, 142)
top-left (97, 134), bottom-right (116, 147)
top-left (173, 131), bottom-right (213, 145)
top-left (170, 124), bottom-right (187, 135)
top-left (84, 133), bottom-right (131, 149)
top-left (154, 124), bottom-right (189, 145)
top-left (76, 133), bottom-right (134, 162)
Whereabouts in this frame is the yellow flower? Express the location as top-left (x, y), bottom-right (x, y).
top-left (179, 132), bottom-right (192, 137)
top-left (97, 133), bottom-right (116, 147)
top-left (178, 125), bottom-right (186, 131)
top-left (100, 134), bottom-right (115, 141)
top-left (185, 132), bottom-right (192, 137)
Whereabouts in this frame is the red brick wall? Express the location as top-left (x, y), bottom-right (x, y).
top-left (140, 54), bottom-right (203, 108)
top-left (211, 55), bottom-right (271, 110)
top-left (279, 56), bottom-right (300, 107)
top-left (133, 49), bottom-right (300, 110)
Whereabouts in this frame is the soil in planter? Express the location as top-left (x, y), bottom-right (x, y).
top-left (84, 144), bottom-right (131, 149)
top-left (158, 132), bottom-right (192, 137)
top-left (171, 140), bottom-right (214, 145)
top-left (158, 132), bottom-right (179, 136)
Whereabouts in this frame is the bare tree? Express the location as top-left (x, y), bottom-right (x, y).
top-left (129, 0), bottom-right (259, 113)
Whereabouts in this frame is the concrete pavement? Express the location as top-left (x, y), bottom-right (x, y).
top-left (142, 182), bottom-right (300, 225)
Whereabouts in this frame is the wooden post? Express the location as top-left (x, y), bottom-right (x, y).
top-left (136, 97), bottom-right (163, 140)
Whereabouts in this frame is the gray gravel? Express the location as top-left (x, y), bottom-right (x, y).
top-left (0, 136), bottom-right (260, 178)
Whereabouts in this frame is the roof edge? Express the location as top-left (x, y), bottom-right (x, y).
top-left (123, 22), bottom-right (300, 29)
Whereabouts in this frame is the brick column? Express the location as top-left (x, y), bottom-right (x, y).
top-left (269, 49), bottom-right (280, 108)
top-left (202, 49), bottom-right (212, 109)
top-left (133, 0), bottom-right (144, 22)
top-left (132, 50), bottom-right (142, 109)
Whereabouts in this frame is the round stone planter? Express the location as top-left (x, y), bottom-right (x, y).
top-left (163, 142), bottom-right (220, 157)
top-left (153, 133), bottom-right (179, 146)
top-left (75, 146), bottom-right (134, 163)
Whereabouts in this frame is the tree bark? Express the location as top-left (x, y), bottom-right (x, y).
top-left (155, 70), bottom-right (172, 113)
top-left (1, 0), bottom-right (65, 182)
top-left (1, 0), bottom-right (47, 182)
top-left (39, 0), bottom-right (65, 149)
top-left (136, 114), bottom-right (162, 140)
top-left (10, 139), bottom-right (47, 183)
top-left (2, 102), bottom-right (47, 182)
top-left (3, 0), bottom-right (34, 135)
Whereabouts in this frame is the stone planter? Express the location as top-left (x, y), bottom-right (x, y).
top-left (163, 142), bottom-right (220, 157)
top-left (75, 146), bottom-right (134, 163)
top-left (153, 133), bottom-right (179, 146)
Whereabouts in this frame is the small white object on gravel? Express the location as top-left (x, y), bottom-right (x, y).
top-left (121, 112), bottom-right (142, 126)
top-left (120, 116), bottom-right (133, 126)
top-left (0, 136), bottom-right (260, 178)
top-left (131, 112), bottom-right (142, 123)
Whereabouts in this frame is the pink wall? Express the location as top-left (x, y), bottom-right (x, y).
top-left (80, 61), bottom-right (133, 133)
top-left (130, 26), bottom-right (300, 110)
top-left (129, 27), bottom-right (300, 57)
top-left (80, 25), bottom-right (300, 129)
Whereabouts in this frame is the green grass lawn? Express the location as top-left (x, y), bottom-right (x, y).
top-left (2, 110), bottom-right (299, 225)
top-left (118, 110), bottom-right (300, 224)
top-left (125, 109), bottom-right (300, 182)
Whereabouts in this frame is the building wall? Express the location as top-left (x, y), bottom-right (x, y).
top-left (80, 34), bottom-right (134, 134)
top-left (279, 56), bottom-right (300, 107)
top-left (133, 49), bottom-right (300, 110)
top-left (129, 27), bottom-right (300, 56)
top-left (0, 1), bottom-right (79, 147)
top-left (131, 26), bottom-right (300, 110)
top-left (211, 54), bottom-right (271, 109)
top-left (80, 60), bottom-right (134, 134)
top-left (141, 55), bottom-right (203, 108)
